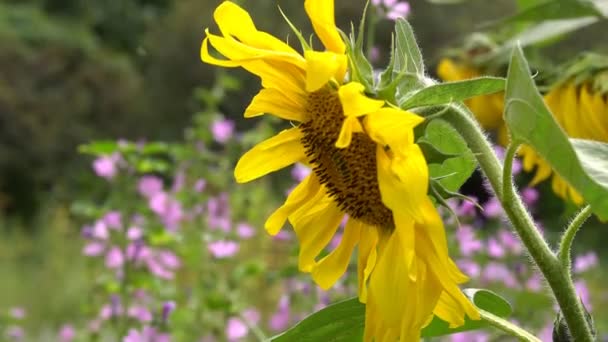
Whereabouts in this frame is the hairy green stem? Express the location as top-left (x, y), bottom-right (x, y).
top-left (479, 309), bottom-right (541, 342)
top-left (559, 205), bottom-right (593, 275)
top-left (445, 106), bottom-right (594, 342)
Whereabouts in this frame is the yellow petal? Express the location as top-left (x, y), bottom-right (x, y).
top-left (304, 0), bottom-right (345, 54)
top-left (529, 158), bottom-right (552, 186)
top-left (357, 225), bottom-right (378, 303)
top-left (338, 82), bottom-right (385, 117)
top-left (265, 174), bottom-right (321, 235)
top-left (214, 1), bottom-right (297, 54)
top-left (245, 88), bottom-right (307, 121)
top-left (202, 34), bottom-right (307, 95)
top-left (312, 219), bottom-right (362, 289)
top-left (234, 128), bottom-right (305, 183)
top-left (290, 192), bottom-right (344, 272)
top-left (377, 144), bottom-right (429, 222)
top-left (559, 84), bottom-right (586, 138)
top-left (335, 116), bottom-right (364, 148)
top-left (304, 50), bottom-right (347, 92)
top-left (580, 84), bottom-right (608, 140)
top-left (364, 107), bottom-right (424, 153)
top-left (204, 31), bottom-right (305, 69)
top-left (437, 58), bottom-right (480, 80)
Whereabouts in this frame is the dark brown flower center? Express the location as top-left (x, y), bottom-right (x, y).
top-left (299, 88), bottom-right (394, 230)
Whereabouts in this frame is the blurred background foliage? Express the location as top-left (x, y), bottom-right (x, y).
top-left (1, 0), bottom-right (607, 340)
top-left (0, 0), bottom-right (525, 221)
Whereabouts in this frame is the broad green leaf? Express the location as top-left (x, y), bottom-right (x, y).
top-left (516, 0), bottom-right (544, 10)
top-left (507, 17), bottom-right (598, 49)
top-left (500, 0), bottom-right (603, 24)
top-left (270, 298), bottom-right (365, 342)
top-left (424, 119), bottom-right (477, 192)
top-left (504, 45), bottom-right (608, 220)
top-left (418, 140), bottom-right (459, 165)
top-left (400, 77), bottom-right (505, 110)
top-left (270, 289), bottom-right (512, 341)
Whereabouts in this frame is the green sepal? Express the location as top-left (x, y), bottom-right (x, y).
top-left (418, 139), bottom-right (460, 165)
top-left (343, 4), bottom-right (374, 90)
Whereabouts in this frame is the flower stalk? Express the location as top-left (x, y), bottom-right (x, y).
top-left (444, 104), bottom-right (595, 342)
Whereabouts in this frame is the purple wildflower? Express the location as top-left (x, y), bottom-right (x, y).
top-left (194, 178), bottom-right (207, 193)
top-left (269, 295), bottom-right (290, 332)
top-left (102, 211), bottom-right (122, 230)
top-left (5, 326), bottom-right (24, 341)
top-left (236, 223), bottom-right (255, 239)
top-left (211, 118), bottom-right (236, 144)
top-left (127, 305), bottom-right (153, 323)
top-left (487, 238), bottom-right (505, 258)
top-left (83, 241), bottom-right (106, 257)
top-left (138, 175), bottom-right (164, 198)
top-left (291, 163), bottom-right (311, 182)
top-left (455, 224), bottom-right (483, 256)
top-left (105, 246), bottom-right (125, 269)
top-left (574, 251), bottom-right (599, 274)
top-left (9, 307), bottom-right (26, 319)
top-left (58, 324), bottom-right (76, 342)
top-left (93, 154), bottom-right (120, 180)
top-left (372, 0), bottom-right (410, 21)
top-left (208, 240), bottom-right (239, 258)
top-left (226, 317), bottom-right (248, 341)
top-left (161, 301), bottom-right (177, 323)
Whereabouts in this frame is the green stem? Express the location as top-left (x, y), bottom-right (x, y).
top-left (479, 309), bottom-right (541, 342)
top-left (445, 106), bottom-right (594, 342)
top-left (559, 205), bottom-right (593, 274)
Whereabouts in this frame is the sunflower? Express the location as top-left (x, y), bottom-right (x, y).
top-left (519, 79), bottom-right (608, 205)
top-left (437, 58), bottom-right (508, 145)
top-left (201, 1), bottom-right (479, 339)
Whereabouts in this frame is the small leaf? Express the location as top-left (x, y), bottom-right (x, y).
top-left (394, 19), bottom-right (423, 76)
top-left (424, 119), bottom-right (477, 192)
top-left (418, 139), bottom-right (459, 165)
top-left (504, 45), bottom-right (608, 220)
top-left (393, 18), bottom-right (425, 97)
top-left (79, 141), bottom-right (118, 155)
top-left (400, 77), bottom-right (505, 110)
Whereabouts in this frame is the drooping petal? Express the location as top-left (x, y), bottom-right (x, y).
top-left (203, 32), bottom-right (306, 69)
top-left (364, 107), bottom-right (424, 154)
top-left (214, 1), bottom-right (298, 54)
top-left (235, 128), bottom-right (305, 183)
top-left (335, 116), bottom-right (364, 148)
top-left (290, 192), bottom-right (344, 272)
top-left (377, 144), bottom-right (429, 222)
top-left (312, 219), bottom-right (362, 289)
top-left (304, 50), bottom-right (348, 92)
top-left (580, 84), bottom-right (608, 140)
top-left (357, 225), bottom-right (378, 303)
top-left (265, 174), bottom-right (321, 235)
top-left (245, 88), bottom-right (307, 121)
top-left (304, 0), bottom-right (346, 54)
top-left (338, 82), bottom-right (384, 117)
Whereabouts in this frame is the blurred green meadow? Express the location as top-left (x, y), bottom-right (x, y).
top-left (0, 0), bottom-right (607, 341)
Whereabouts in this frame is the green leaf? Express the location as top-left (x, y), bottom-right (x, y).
top-left (393, 18), bottom-right (425, 96)
top-left (79, 140), bottom-right (118, 155)
top-left (394, 19), bottom-right (423, 76)
top-left (418, 140), bottom-right (459, 165)
top-left (424, 119), bottom-right (477, 192)
top-left (506, 17), bottom-right (598, 49)
top-left (400, 77), bottom-right (505, 110)
top-left (270, 289), bottom-right (512, 341)
top-left (504, 45), bottom-right (608, 220)
top-left (270, 298), bottom-right (365, 342)
top-left (500, 0), bottom-right (603, 24)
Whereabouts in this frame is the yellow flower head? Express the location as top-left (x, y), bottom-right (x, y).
top-left (437, 58), bottom-right (506, 136)
top-left (202, 1), bottom-right (479, 339)
top-left (520, 81), bottom-right (608, 205)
